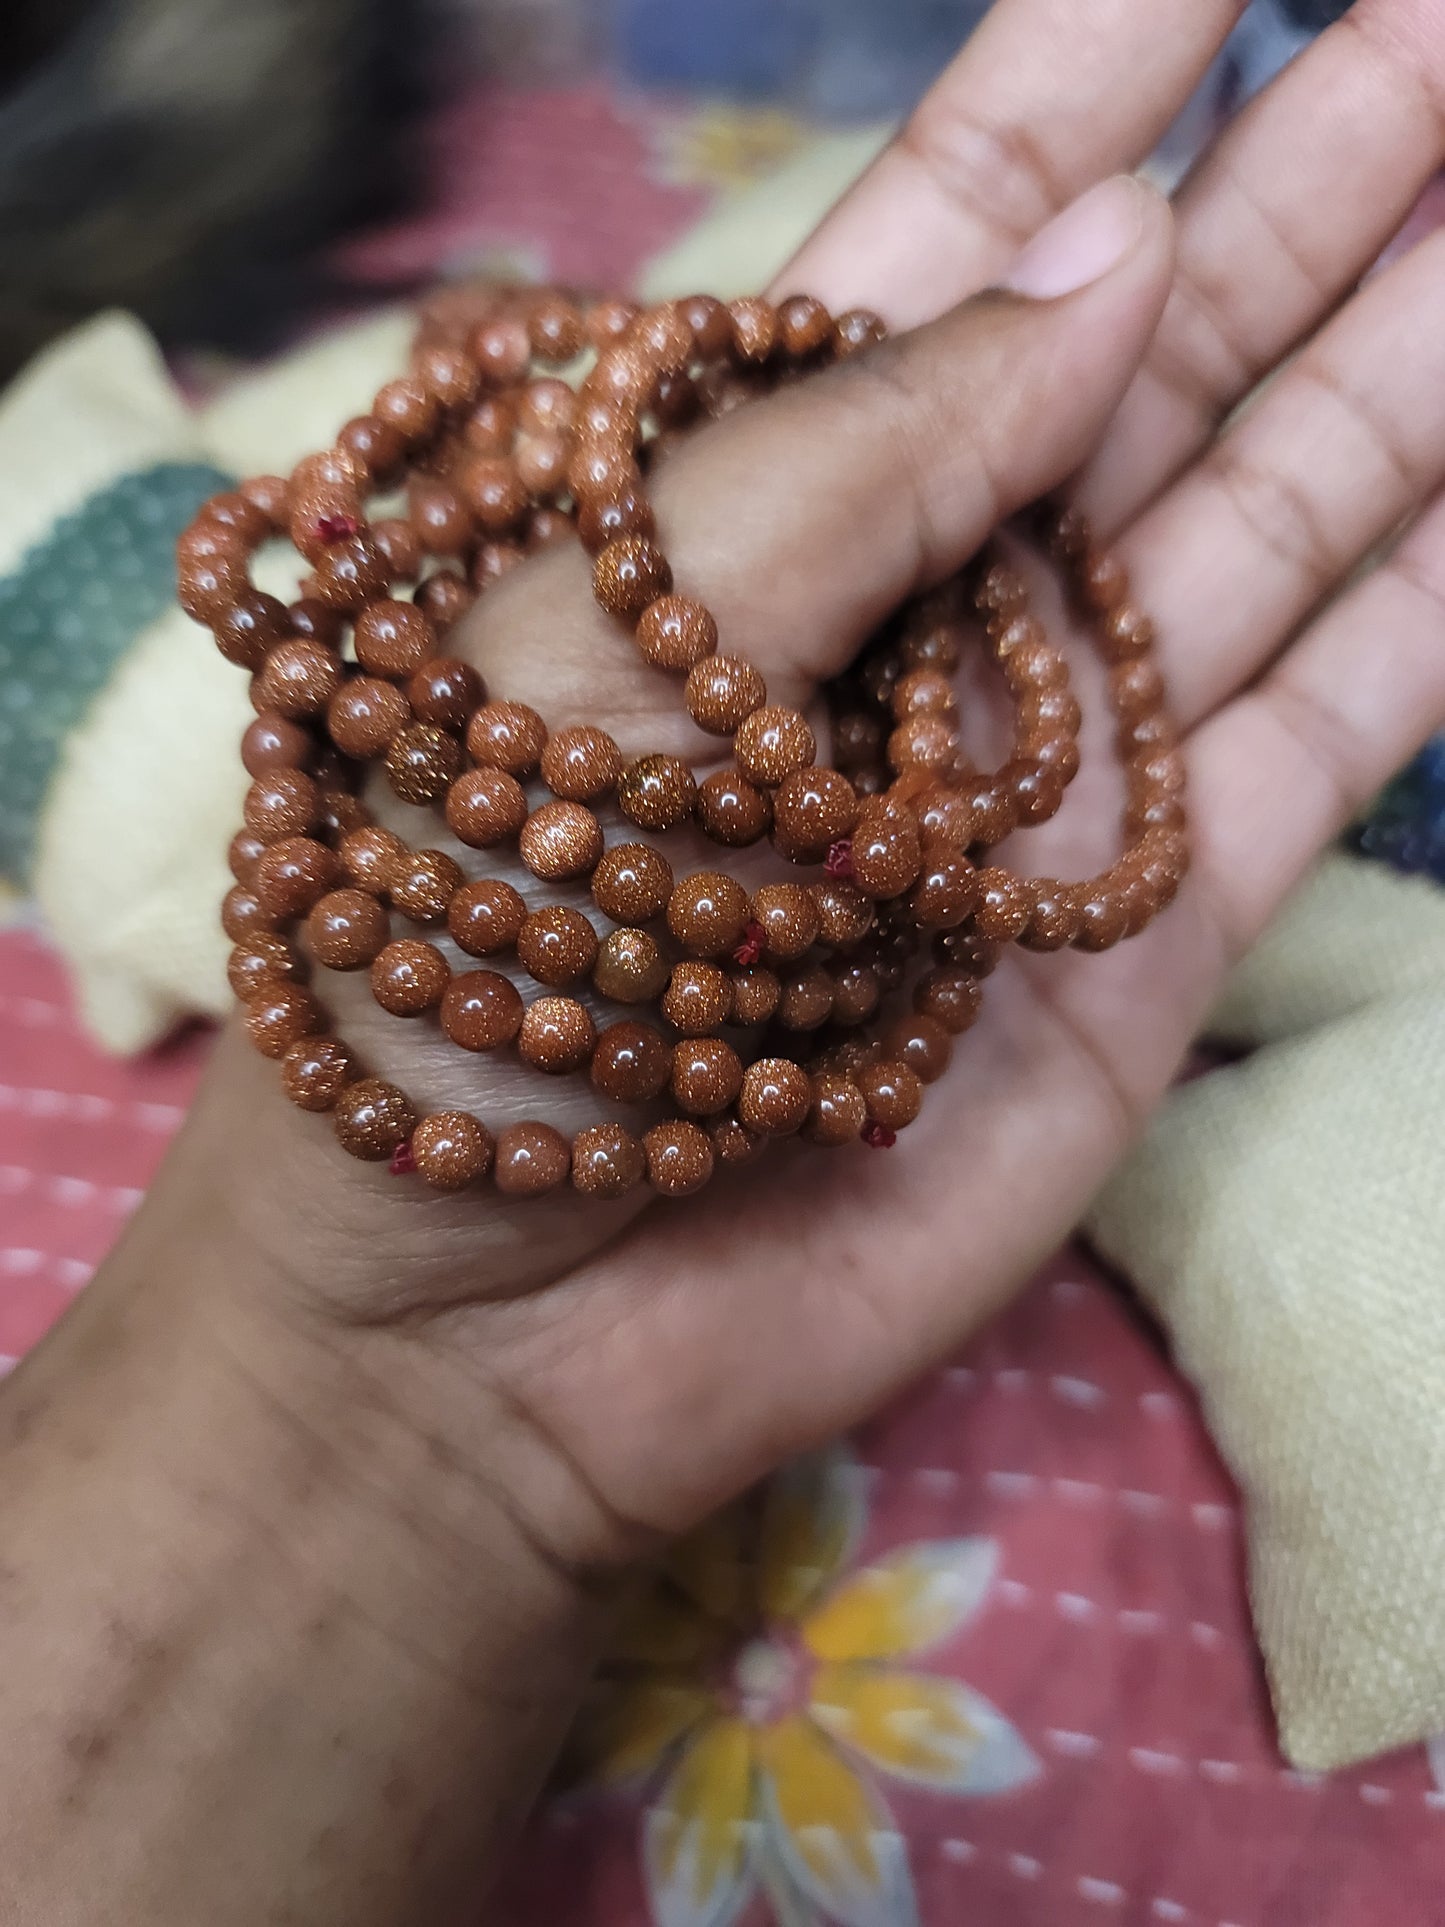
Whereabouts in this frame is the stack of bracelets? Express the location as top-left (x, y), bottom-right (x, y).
top-left (177, 286), bottom-right (1188, 1201)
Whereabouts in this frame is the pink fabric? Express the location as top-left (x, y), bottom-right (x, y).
top-left (342, 84), bottom-right (710, 294)
top-left (1, 925), bottom-right (1441, 1923)
top-left (8, 77), bottom-right (1445, 1927)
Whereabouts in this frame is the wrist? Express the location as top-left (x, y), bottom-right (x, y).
top-left (63, 1133), bottom-right (624, 1649)
top-left (0, 1182), bottom-right (611, 1923)
top-left (123, 1019), bottom-right (653, 1575)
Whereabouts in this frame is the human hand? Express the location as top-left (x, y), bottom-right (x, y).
top-left (162, 0), bottom-right (1445, 1580)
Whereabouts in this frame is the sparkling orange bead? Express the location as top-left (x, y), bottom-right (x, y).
top-left (734, 705), bottom-right (815, 785)
top-left (709, 1114), bottom-right (763, 1167)
top-left (810, 880), bottom-right (873, 946)
top-left (252, 838), bottom-right (340, 919)
top-left (306, 889), bottom-right (388, 970)
top-left (593, 537), bottom-right (672, 619)
top-left (518, 997), bottom-right (598, 1075)
top-left (973, 869), bottom-right (1033, 942)
top-left (684, 656), bottom-right (765, 736)
top-left (729, 965), bottom-right (781, 1027)
top-left (227, 934), bottom-right (306, 1000)
top-left (738, 1058), bottom-right (812, 1136)
top-left (280, 1036), bottom-right (354, 1112)
top-left (661, 963), bottom-right (732, 1035)
top-left (593, 928), bottom-right (669, 1004)
top-left (466, 701), bottom-right (547, 776)
top-left (446, 767), bottom-right (529, 847)
top-left (592, 842), bottom-right (673, 924)
top-left (244, 768), bottom-right (319, 844)
top-left (255, 639), bottom-right (342, 719)
top-left (805, 1073), bottom-right (868, 1146)
top-left (385, 724), bottom-right (461, 804)
top-left (539, 726), bottom-right (623, 801)
top-left (519, 801), bottom-right (604, 881)
top-left (671, 1038), bottom-right (743, 1116)
top-left (448, 878), bottom-right (528, 957)
top-left (776, 965), bottom-right (834, 1030)
top-left (750, 883), bottom-right (820, 962)
top-left (441, 970), bottom-right (524, 1051)
top-left (333, 1080), bottom-right (417, 1161)
top-left (354, 600), bottom-right (436, 679)
top-left (389, 849), bottom-right (464, 923)
top-left (339, 825), bottom-right (405, 895)
top-left (884, 1015), bottom-right (953, 1084)
top-left (643, 1120), bottom-right (714, 1197)
top-left (635, 596), bottom-right (717, 672)
top-left (407, 658), bottom-right (484, 731)
top-left (516, 906), bottom-right (600, 986)
top-left (618, 755), bottom-right (697, 832)
top-left (857, 1060), bottom-right (923, 1131)
top-left (245, 985), bottom-right (320, 1060)
top-left (695, 768), bottom-right (772, 847)
top-left (327, 677), bottom-right (409, 758)
top-left (913, 968), bottom-right (981, 1034)
top-left (412, 1112), bottom-right (494, 1190)
top-left (371, 939), bottom-right (450, 1016)
top-left (590, 1020), bottom-right (673, 1102)
top-left (849, 803), bottom-right (922, 899)
top-left (772, 767), bottom-right (857, 859)
top-left (571, 1124), bottom-right (647, 1200)
top-left (666, 872), bottom-right (750, 958)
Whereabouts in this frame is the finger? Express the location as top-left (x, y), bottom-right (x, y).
top-left (1079, 0), bottom-right (1445, 528)
top-left (467, 179), bottom-right (1175, 754)
top-left (499, 485), bottom-right (1445, 1529)
top-left (1119, 220), bottom-right (1445, 726)
top-left (1183, 484), bottom-right (1445, 963)
top-left (766, 0), bottom-right (1241, 327)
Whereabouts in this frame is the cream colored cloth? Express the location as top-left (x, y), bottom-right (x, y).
top-left (4, 309), bottom-right (415, 1049)
top-left (6, 145), bottom-right (1445, 1774)
top-left (1089, 855), bottom-right (1445, 1770)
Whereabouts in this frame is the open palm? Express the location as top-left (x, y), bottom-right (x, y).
top-left (205, 0), bottom-right (1445, 1564)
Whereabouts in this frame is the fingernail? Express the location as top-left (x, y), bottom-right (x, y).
top-left (1000, 175), bottom-right (1147, 300)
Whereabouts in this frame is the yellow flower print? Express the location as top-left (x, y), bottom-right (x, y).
top-left (648, 104), bottom-right (814, 193)
top-left (569, 1448), bottom-right (1038, 1927)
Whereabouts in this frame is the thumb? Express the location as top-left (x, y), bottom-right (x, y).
top-left (464, 173), bottom-right (1174, 746)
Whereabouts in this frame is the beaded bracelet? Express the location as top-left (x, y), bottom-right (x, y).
top-left (180, 285), bottom-right (1188, 1201)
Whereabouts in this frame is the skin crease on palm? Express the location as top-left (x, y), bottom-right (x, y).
top-left (71, 0), bottom-right (1445, 1566)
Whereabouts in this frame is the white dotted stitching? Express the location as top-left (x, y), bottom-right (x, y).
top-left (0, 1086), bottom-right (182, 1128)
top-left (1047, 1729), bottom-right (1104, 1758)
top-left (1119, 1608), bottom-right (1165, 1635)
top-left (1056, 1592), bottom-right (1098, 1623)
top-left (0, 1248), bottom-right (93, 1287)
top-left (988, 1580), bottom-right (1230, 1645)
top-left (911, 1467), bottom-right (961, 1494)
top-left (1140, 1390), bottom-right (1184, 1418)
top-left (1078, 1876), bottom-right (1127, 1905)
top-left (969, 1466), bottom-right (1239, 1525)
top-left (0, 996), bottom-right (63, 1025)
top-left (1052, 1374), bottom-right (1108, 1408)
top-left (0, 1166), bottom-right (141, 1212)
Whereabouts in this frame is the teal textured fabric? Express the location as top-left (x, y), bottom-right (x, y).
top-left (0, 461), bottom-right (233, 885)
